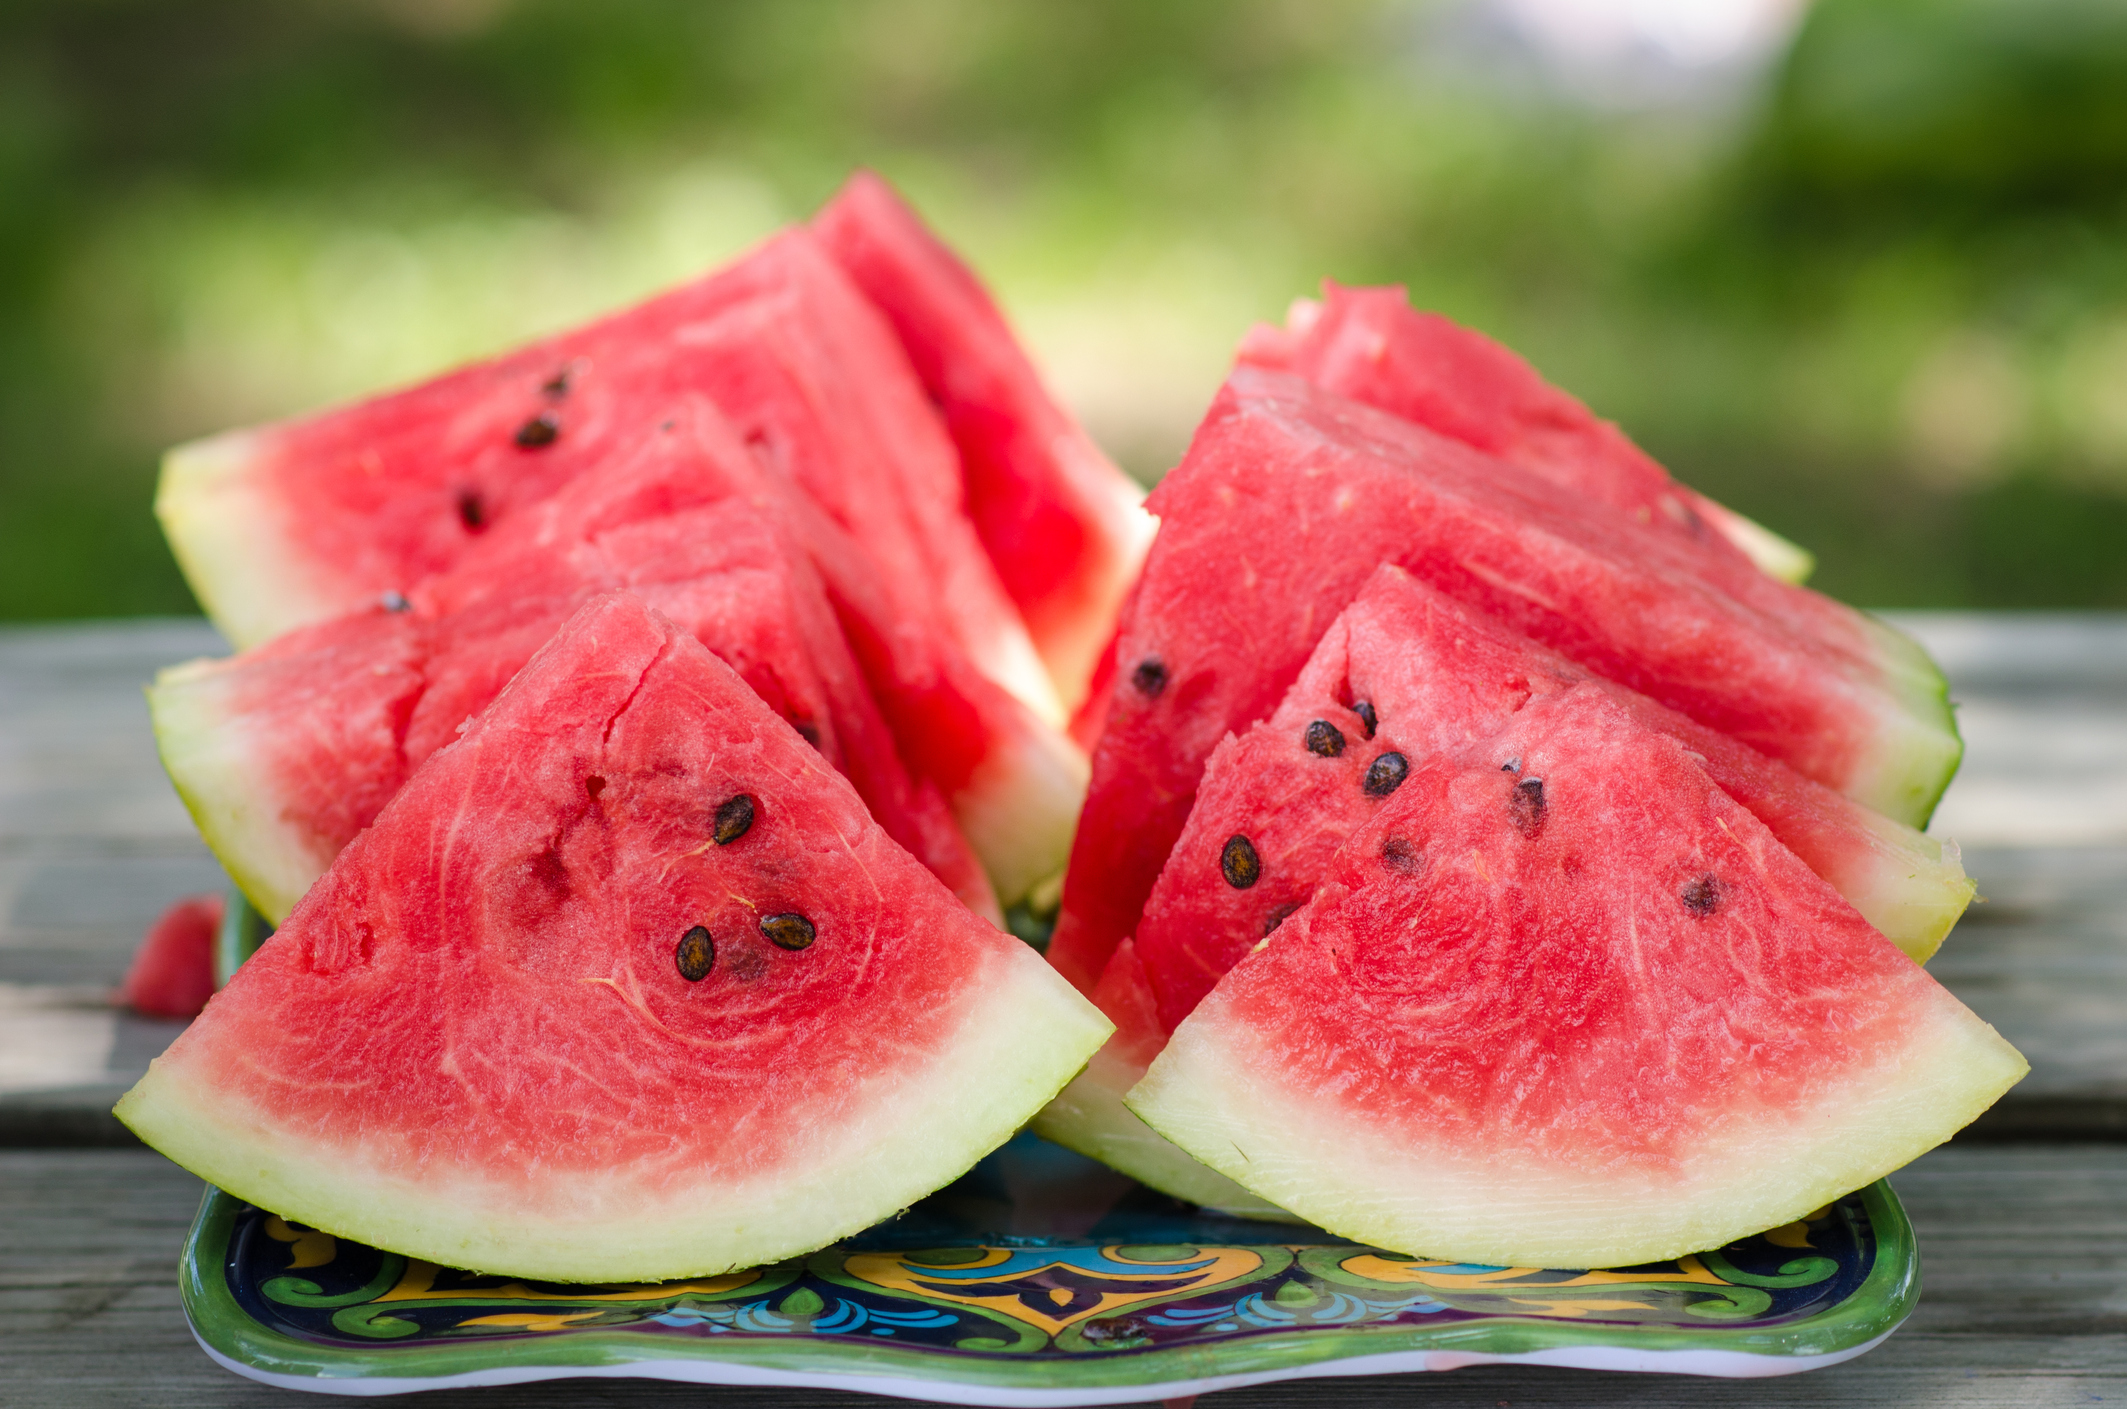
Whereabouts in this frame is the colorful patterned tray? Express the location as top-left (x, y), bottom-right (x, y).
top-left (182, 1130), bottom-right (1916, 1402)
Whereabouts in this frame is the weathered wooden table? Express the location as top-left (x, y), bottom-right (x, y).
top-left (4, 614), bottom-right (2123, 1406)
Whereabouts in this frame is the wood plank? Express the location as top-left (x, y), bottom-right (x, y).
top-left (2, 1145), bottom-right (2121, 1407)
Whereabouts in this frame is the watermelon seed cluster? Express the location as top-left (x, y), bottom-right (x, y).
top-left (676, 925), bottom-right (715, 981)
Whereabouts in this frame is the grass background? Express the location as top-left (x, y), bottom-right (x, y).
top-left (4, 0), bottom-right (2125, 620)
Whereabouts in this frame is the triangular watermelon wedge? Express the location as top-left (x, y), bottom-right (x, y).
top-left (1239, 284), bottom-right (1814, 583)
top-left (118, 592), bottom-right (1110, 1282)
top-left (153, 402), bottom-right (998, 924)
top-left (814, 171), bottom-right (1158, 713)
top-left (1046, 367), bottom-right (1958, 991)
top-left (1126, 685), bottom-right (2023, 1268)
top-left (1133, 564), bottom-right (1973, 1030)
top-left (158, 225), bottom-right (1062, 729)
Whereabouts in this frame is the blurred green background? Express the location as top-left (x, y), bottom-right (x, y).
top-left (4, 0), bottom-right (2124, 620)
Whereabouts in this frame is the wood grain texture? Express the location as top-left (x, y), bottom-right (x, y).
top-left (3, 1146), bottom-right (2122, 1406)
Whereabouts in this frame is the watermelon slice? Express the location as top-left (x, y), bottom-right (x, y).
top-left (1044, 367), bottom-right (1959, 991)
top-left (118, 894), bottom-right (223, 1019)
top-left (117, 592), bottom-right (1111, 1282)
top-left (1134, 564), bottom-right (1973, 1030)
top-left (1240, 284), bottom-right (1815, 584)
top-left (814, 171), bottom-right (1158, 712)
top-left (157, 227), bottom-right (1062, 728)
top-left (1126, 686), bottom-right (2024, 1268)
top-left (154, 403), bottom-right (997, 924)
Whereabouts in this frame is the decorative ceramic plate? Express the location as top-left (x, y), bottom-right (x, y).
top-left (182, 1131), bottom-right (1915, 1403)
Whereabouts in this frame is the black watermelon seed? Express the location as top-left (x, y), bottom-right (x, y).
top-left (379, 590), bottom-right (410, 613)
top-left (1262, 902), bottom-right (1298, 936)
top-left (713, 794), bottom-right (756, 846)
top-left (1362, 752), bottom-right (1409, 798)
top-left (584, 775), bottom-right (606, 801)
top-left (1501, 756), bottom-right (1522, 773)
top-left (1220, 834), bottom-right (1261, 889)
top-left (761, 913), bottom-right (816, 950)
top-left (514, 411), bottom-right (560, 448)
top-left (1380, 835), bottom-right (1422, 873)
top-left (541, 369), bottom-right (571, 399)
top-left (456, 491), bottom-right (486, 532)
top-left (1509, 777), bottom-right (1547, 838)
top-left (1131, 657), bottom-right (1169, 698)
top-left (1681, 874), bottom-right (1722, 916)
top-left (1353, 701), bottom-right (1378, 738)
top-left (1304, 720), bottom-right (1346, 758)
top-left (676, 926), bottom-right (715, 981)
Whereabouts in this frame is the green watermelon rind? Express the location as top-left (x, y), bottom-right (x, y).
top-left (149, 656), bottom-right (322, 925)
top-left (1127, 982), bottom-right (2026, 1272)
top-left (116, 939), bottom-right (1112, 1284)
top-left (159, 430), bottom-right (340, 654)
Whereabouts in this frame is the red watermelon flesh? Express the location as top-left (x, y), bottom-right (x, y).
top-left (153, 405), bottom-right (997, 924)
top-left (667, 229), bottom-right (1063, 726)
top-left (1134, 563), bottom-right (1974, 1028)
top-left (1127, 686), bottom-right (2024, 1268)
top-left (157, 227), bottom-right (1062, 732)
top-left (1044, 367), bottom-right (1959, 992)
top-left (118, 592), bottom-right (1111, 1281)
top-left (119, 894), bottom-right (223, 1019)
top-left (814, 171), bottom-right (1157, 712)
top-left (1239, 284), bottom-right (1814, 585)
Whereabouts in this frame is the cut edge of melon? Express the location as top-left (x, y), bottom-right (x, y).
top-left (1127, 983), bottom-right (2027, 1270)
top-left (1687, 492), bottom-right (1815, 585)
top-left (1036, 439), bottom-right (1160, 718)
top-left (148, 658), bottom-right (325, 925)
top-left (158, 430), bottom-right (341, 652)
top-left (1031, 1039), bottom-right (1305, 1223)
top-left (115, 938), bottom-right (1112, 1282)
top-left (1836, 817), bottom-right (1974, 965)
top-left (1846, 615), bottom-right (1964, 830)
top-left (953, 714), bottom-right (1090, 908)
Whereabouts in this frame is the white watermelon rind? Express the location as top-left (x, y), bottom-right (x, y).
top-left (115, 939), bottom-right (1112, 1283)
top-left (1126, 982), bottom-right (2027, 1271)
top-left (148, 656), bottom-right (324, 925)
top-left (1031, 1040), bottom-right (1305, 1224)
top-left (159, 430), bottom-right (346, 654)
top-left (953, 717), bottom-right (1090, 909)
top-left (1850, 612), bottom-right (1964, 832)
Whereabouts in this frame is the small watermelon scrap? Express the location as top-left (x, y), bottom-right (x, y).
top-left (1046, 367), bottom-right (1960, 992)
top-left (814, 171), bottom-right (1158, 713)
top-left (117, 592), bottom-right (1111, 1282)
top-left (153, 402), bottom-right (997, 924)
top-left (119, 894), bottom-right (223, 1019)
top-left (1126, 686), bottom-right (2024, 1269)
top-left (1239, 284), bottom-right (1815, 584)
